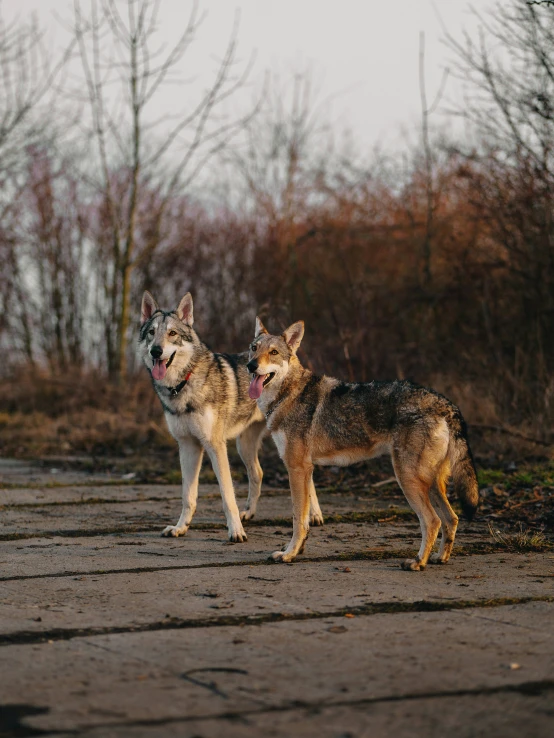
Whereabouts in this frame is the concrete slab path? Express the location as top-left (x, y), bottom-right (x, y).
top-left (0, 461), bottom-right (552, 737)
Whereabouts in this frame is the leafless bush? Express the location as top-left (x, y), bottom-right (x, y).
top-left (0, 1), bottom-right (553, 457)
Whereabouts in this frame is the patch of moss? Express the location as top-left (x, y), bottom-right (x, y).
top-left (477, 469), bottom-right (506, 486)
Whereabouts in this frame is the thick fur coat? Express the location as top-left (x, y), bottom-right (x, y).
top-left (246, 317), bottom-right (479, 569)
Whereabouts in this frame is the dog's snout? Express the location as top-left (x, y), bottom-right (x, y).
top-left (150, 345), bottom-right (163, 359)
top-left (247, 359), bottom-right (258, 373)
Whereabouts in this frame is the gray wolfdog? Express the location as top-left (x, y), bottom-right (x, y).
top-left (139, 291), bottom-right (269, 541)
top-left (246, 317), bottom-right (479, 569)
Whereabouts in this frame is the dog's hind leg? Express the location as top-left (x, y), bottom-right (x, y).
top-left (206, 441), bottom-right (247, 542)
top-left (398, 475), bottom-right (441, 571)
top-left (162, 436), bottom-right (203, 537)
top-left (393, 458), bottom-right (441, 571)
top-left (309, 474), bottom-right (324, 526)
top-left (271, 462), bottom-right (313, 563)
top-left (237, 421), bottom-right (265, 522)
top-left (429, 463), bottom-right (459, 564)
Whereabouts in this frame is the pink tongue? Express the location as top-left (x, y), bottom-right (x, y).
top-left (152, 359), bottom-right (167, 380)
top-left (248, 375), bottom-right (265, 400)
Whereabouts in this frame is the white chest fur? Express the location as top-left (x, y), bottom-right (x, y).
top-left (271, 429), bottom-right (287, 459)
top-left (165, 406), bottom-right (215, 443)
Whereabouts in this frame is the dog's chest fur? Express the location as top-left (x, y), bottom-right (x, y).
top-left (165, 403), bottom-right (216, 443)
top-left (158, 351), bottom-right (263, 443)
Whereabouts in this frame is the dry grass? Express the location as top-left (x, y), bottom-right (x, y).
top-left (488, 523), bottom-right (551, 552)
top-left (0, 371), bottom-right (173, 457)
top-left (0, 408), bottom-right (172, 457)
top-left (0, 369), bottom-right (550, 461)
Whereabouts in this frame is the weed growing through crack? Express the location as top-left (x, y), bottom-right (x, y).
top-left (488, 523), bottom-right (551, 552)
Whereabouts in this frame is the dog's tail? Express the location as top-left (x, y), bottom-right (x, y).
top-left (447, 412), bottom-right (479, 521)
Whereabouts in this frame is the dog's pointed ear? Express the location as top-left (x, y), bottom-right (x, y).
top-left (255, 316), bottom-right (268, 337)
top-left (283, 321), bottom-right (304, 354)
top-left (141, 291), bottom-right (158, 324)
top-left (177, 293), bottom-right (194, 326)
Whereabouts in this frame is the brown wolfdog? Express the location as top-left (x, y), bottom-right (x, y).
top-left (246, 318), bottom-right (479, 570)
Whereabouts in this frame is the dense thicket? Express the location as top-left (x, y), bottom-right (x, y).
top-left (1, 0), bottom-right (553, 444)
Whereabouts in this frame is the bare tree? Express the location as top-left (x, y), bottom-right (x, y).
top-left (228, 71), bottom-right (330, 324)
top-left (418, 31), bottom-right (449, 289)
top-left (445, 0), bottom-right (554, 429)
top-left (23, 150), bottom-right (89, 370)
top-left (71, 0), bottom-right (255, 379)
top-left (0, 5), bottom-right (70, 181)
top-left (445, 0), bottom-right (554, 166)
top-left (0, 4), bottom-right (74, 363)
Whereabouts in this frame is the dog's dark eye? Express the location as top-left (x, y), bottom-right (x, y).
top-left (270, 349), bottom-right (278, 356)
top-left (250, 343), bottom-right (258, 352)
top-left (148, 329), bottom-right (155, 336)
top-left (168, 330), bottom-right (177, 337)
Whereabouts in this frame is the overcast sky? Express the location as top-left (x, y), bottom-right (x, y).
top-left (5, 0), bottom-right (500, 152)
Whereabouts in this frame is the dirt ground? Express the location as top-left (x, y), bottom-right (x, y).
top-left (0, 456), bottom-right (553, 738)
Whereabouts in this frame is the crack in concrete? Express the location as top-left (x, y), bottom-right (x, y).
top-left (2, 496), bottom-right (182, 508)
top-left (0, 510), bottom-right (418, 541)
top-left (26, 678), bottom-right (554, 735)
top-left (1, 489), bottom-right (300, 505)
top-left (0, 525), bottom-right (167, 541)
top-left (179, 667), bottom-right (250, 699)
top-left (0, 596), bottom-right (551, 647)
top-left (0, 479), bottom-right (143, 491)
top-left (0, 543), bottom-right (514, 583)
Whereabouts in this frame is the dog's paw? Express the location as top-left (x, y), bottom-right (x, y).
top-left (228, 527), bottom-right (248, 543)
top-left (401, 558), bottom-right (425, 571)
top-left (161, 525), bottom-right (188, 538)
top-left (310, 511), bottom-right (324, 526)
top-left (429, 552), bottom-right (449, 565)
top-left (240, 508), bottom-right (255, 522)
top-left (270, 549), bottom-right (296, 563)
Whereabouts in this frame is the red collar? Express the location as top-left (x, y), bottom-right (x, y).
top-left (168, 371), bottom-right (192, 397)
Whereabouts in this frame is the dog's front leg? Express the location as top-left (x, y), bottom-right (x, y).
top-left (205, 441), bottom-right (247, 542)
top-left (162, 436), bottom-right (203, 537)
top-left (272, 463), bottom-right (313, 563)
top-left (309, 474), bottom-right (324, 526)
top-left (236, 421), bottom-right (265, 521)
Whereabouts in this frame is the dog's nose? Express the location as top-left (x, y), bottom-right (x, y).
top-left (150, 345), bottom-right (163, 359)
top-left (246, 359), bottom-right (258, 373)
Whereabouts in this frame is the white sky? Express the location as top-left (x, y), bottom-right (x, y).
top-left (3, 0), bottom-right (500, 153)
